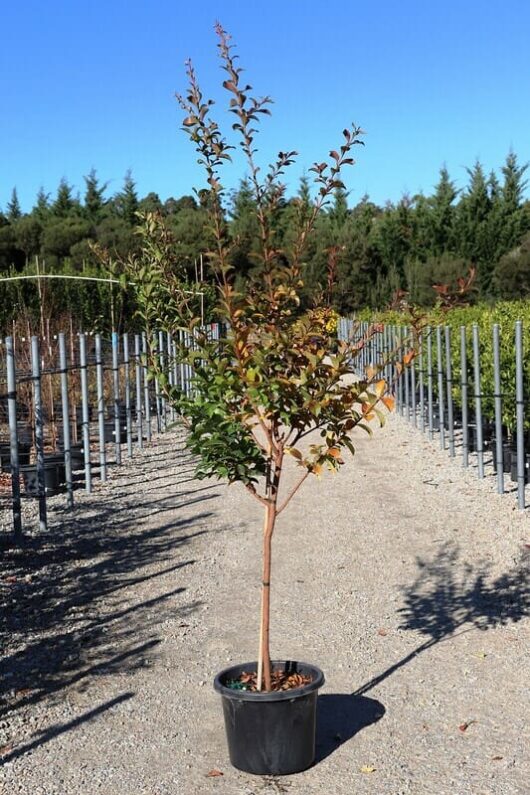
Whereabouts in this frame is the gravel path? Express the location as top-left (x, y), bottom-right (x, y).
top-left (0, 418), bottom-right (528, 794)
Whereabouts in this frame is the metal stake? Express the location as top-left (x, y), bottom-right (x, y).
top-left (445, 326), bottom-right (455, 457)
top-left (142, 333), bottom-right (151, 442)
top-left (472, 324), bottom-right (484, 479)
top-left (95, 333), bottom-right (107, 482)
top-left (123, 333), bottom-right (133, 458)
top-left (436, 326), bottom-right (445, 449)
top-left (492, 324), bottom-right (504, 494)
top-left (6, 336), bottom-right (22, 539)
top-left (79, 333), bottom-right (92, 492)
top-left (515, 320), bottom-right (525, 509)
top-left (135, 334), bottom-right (143, 449)
top-left (427, 327), bottom-right (434, 439)
top-left (58, 333), bottom-right (74, 509)
top-left (31, 336), bottom-right (47, 531)
top-left (460, 326), bottom-right (469, 468)
top-left (112, 331), bottom-right (121, 464)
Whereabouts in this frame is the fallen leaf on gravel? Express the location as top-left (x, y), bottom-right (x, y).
top-left (178, 623), bottom-right (190, 628)
top-left (458, 720), bottom-right (477, 732)
top-left (0, 744), bottom-right (13, 755)
top-left (377, 628), bottom-right (388, 636)
top-left (491, 756), bottom-right (503, 761)
top-left (472, 651), bottom-right (487, 659)
top-left (14, 688), bottom-right (33, 698)
top-left (360, 765), bottom-right (376, 773)
top-left (4, 576), bottom-right (17, 584)
top-left (206, 769), bottom-right (224, 777)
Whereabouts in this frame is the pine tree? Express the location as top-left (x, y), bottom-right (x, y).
top-left (229, 179), bottom-right (260, 278)
top-left (429, 166), bottom-right (458, 255)
top-left (498, 151), bottom-right (529, 254)
top-left (83, 168), bottom-right (108, 222)
top-left (34, 187), bottom-right (51, 220)
top-left (53, 178), bottom-right (75, 217)
top-left (329, 187), bottom-right (349, 232)
top-left (115, 170), bottom-right (139, 225)
top-left (6, 188), bottom-right (21, 221)
top-left (455, 161), bottom-right (493, 289)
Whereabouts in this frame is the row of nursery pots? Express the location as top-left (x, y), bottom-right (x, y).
top-left (427, 410), bottom-right (528, 478)
top-left (0, 423), bottom-right (128, 474)
top-left (0, 439), bottom-right (123, 496)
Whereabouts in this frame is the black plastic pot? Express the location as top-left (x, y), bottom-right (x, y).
top-left (0, 442), bottom-right (31, 471)
top-left (76, 405), bottom-right (94, 423)
top-left (20, 461), bottom-right (66, 496)
top-left (103, 421), bottom-right (127, 443)
top-left (510, 453), bottom-right (530, 483)
top-left (467, 422), bottom-right (495, 453)
top-left (492, 443), bottom-right (513, 474)
top-left (58, 442), bottom-right (85, 471)
top-left (214, 660), bottom-right (324, 776)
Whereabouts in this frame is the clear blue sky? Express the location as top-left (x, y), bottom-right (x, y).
top-left (2, 0), bottom-right (529, 213)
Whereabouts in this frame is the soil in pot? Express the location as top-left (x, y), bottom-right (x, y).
top-left (214, 660), bottom-right (324, 776)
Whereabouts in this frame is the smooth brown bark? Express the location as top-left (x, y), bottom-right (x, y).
top-left (258, 500), bottom-right (276, 691)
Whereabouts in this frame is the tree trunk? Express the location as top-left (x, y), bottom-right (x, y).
top-left (257, 499), bottom-right (276, 690)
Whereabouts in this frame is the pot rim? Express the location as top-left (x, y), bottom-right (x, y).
top-left (214, 659), bottom-right (324, 702)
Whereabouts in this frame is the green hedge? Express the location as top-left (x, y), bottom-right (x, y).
top-left (358, 301), bottom-right (530, 433)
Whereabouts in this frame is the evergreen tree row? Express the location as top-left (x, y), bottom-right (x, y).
top-left (1, 152), bottom-right (529, 332)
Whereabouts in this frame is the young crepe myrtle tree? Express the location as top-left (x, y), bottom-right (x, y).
top-left (126, 24), bottom-right (413, 691)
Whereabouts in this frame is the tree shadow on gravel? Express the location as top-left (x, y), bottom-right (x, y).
top-left (316, 694), bottom-right (385, 762)
top-left (0, 691), bottom-right (135, 765)
top-left (0, 463), bottom-right (219, 718)
top-left (354, 541), bottom-right (529, 697)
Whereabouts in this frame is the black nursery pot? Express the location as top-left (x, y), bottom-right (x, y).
top-left (510, 453), bottom-right (530, 483)
top-left (0, 442), bottom-right (31, 470)
top-left (492, 442), bottom-right (513, 474)
top-left (214, 660), bottom-right (324, 776)
top-left (20, 461), bottom-right (66, 496)
top-left (103, 421), bottom-right (127, 443)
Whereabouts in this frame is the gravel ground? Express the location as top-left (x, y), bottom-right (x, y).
top-left (0, 417), bottom-right (528, 795)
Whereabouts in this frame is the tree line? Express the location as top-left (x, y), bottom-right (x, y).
top-left (0, 152), bottom-right (529, 332)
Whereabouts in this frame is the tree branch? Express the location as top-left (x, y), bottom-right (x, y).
top-left (245, 482), bottom-right (269, 506)
top-left (277, 469), bottom-right (311, 515)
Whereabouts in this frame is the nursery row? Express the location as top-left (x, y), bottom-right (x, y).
top-left (0, 325), bottom-right (220, 541)
top-left (339, 315), bottom-right (530, 510)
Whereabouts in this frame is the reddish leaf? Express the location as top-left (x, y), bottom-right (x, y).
top-left (377, 628), bottom-right (388, 637)
top-left (382, 395), bottom-right (395, 412)
top-left (458, 720), bottom-right (477, 733)
top-left (206, 769), bottom-right (224, 777)
top-left (14, 688), bottom-right (32, 698)
top-left (0, 744), bottom-right (13, 756)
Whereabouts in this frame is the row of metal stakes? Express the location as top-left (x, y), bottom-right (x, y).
top-left (2, 325), bottom-right (219, 541)
top-left (339, 317), bottom-right (528, 510)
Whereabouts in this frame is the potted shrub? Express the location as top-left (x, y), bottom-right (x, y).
top-left (122, 25), bottom-right (408, 775)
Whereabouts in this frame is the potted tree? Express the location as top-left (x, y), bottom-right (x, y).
top-left (124, 24), bottom-right (406, 776)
